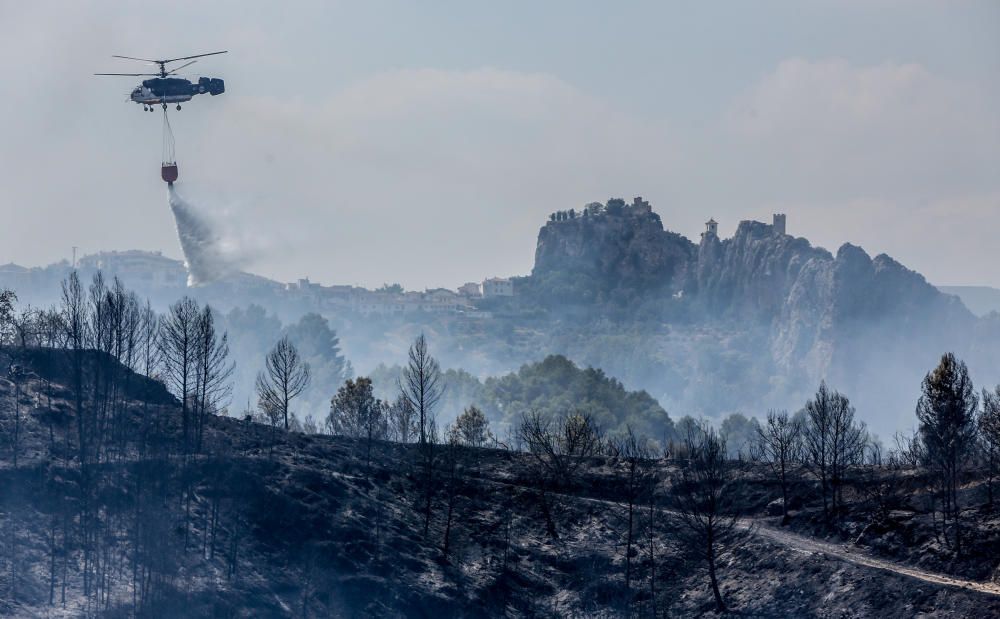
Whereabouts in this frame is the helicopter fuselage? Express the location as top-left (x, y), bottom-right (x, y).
top-left (130, 76), bottom-right (225, 106)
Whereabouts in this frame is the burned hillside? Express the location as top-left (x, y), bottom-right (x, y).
top-left (1, 346), bottom-right (999, 618)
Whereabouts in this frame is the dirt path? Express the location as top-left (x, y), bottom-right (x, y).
top-left (480, 475), bottom-right (1000, 597)
top-left (750, 523), bottom-right (1000, 596)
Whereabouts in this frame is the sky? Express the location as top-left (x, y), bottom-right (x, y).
top-left (1, 1), bottom-right (998, 290)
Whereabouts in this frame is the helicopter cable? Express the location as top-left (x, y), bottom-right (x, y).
top-left (162, 107), bottom-right (176, 165)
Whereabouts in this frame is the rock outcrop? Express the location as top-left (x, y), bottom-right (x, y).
top-left (531, 198), bottom-right (974, 330)
top-left (525, 198), bottom-right (990, 436)
top-left (691, 219), bottom-right (831, 319)
top-left (532, 203), bottom-right (694, 301)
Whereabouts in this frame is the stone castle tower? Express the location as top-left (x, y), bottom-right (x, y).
top-left (772, 213), bottom-right (786, 236)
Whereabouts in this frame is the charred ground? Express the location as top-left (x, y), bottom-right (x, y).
top-left (1, 350), bottom-right (999, 618)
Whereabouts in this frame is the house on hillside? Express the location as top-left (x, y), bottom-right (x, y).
top-left (458, 282), bottom-right (482, 298)
top-left (482, 277), bottom-right (514, 297)
top-left (77, 250), bottom-right (187, 288)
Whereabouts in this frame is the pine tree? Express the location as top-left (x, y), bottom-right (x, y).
top-left (916, 353), bottom-right (978, 554)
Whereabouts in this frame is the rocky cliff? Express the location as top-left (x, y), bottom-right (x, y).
top-left (525, 198), bottom-right (992, 436)
top-left (692, 219), bottom-right (830, 319)
top-left (531, 203), bottom-right (694, 303)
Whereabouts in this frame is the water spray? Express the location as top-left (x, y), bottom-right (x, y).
top-left (167, 185), bottom-right (238, 286)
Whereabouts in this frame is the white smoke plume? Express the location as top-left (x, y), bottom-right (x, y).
top-left (168, 185), bottom-right (246, 286)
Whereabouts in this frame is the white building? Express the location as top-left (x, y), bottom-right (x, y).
top-left (482, 277), bottom-right (514, 297)
top-left (458, 282), bottom-right (482, 298)
top-left (349, 287), bottom-right (473, 316)
top-left (77, 250), bottom-right (187, 288)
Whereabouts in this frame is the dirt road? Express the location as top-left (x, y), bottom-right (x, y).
top-left (482, 475), bottom-right (1000, 597)
top-left (751, 523), bottom-right (1000, 596)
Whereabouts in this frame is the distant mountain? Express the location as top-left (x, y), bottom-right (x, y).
top-left (938, 285), bottom-right (1000, 317)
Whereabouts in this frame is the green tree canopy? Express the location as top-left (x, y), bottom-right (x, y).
top-left (481, 355), bottom-right (674, 442)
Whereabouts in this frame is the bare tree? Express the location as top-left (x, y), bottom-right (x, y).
top-left (520, 411), bottom-right (602, 485)
top-left (60, 272), bottom-right (89, 466)
top-left (754, 409), bottom-right (801, 524)
top-left (102, 278), bottom-right (142, 458)
top-left (137, 301), bottom-right (161, 380)
top-left (889, 429), bottom-right (924, 468)
top-left (917, 353), bottom-right (978, 554)
top-left (400, 334), bottom-right (443, 446)
top-left (802, 382), bottom-right (866, 521)
top-left (669, 424), bottom-right (748, 613)
top-left (399, 335), bottom-right (444, 536)
top-left (37, 306), bottom-right (66, 350)
top-left (256, 336), bottom-right (311, 431)
top-left (610, 426), bottom-right (651, 604)
top-left (131, 300), bottom-right (163, 456)
top-left (981, 385), bottom-right (1000, 507)
top-left (192, 307), bottom-right (234, 452)
top-left (301, 415), bottom-right (319, 435)
top-left (829, 399), bottom-right (868, 514)
top-left (518, 411), bottom-right (601, 539)
top-left (12, 305), bottom-right (40, 349)
top-left (865, 437), bottom-right (883, 467)
top-left (160, 297), bottom-right (201, 453)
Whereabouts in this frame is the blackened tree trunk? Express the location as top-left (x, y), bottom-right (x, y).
top-left (706, 528), bottom-right (725, 612)
top-left (669, 425), bottom-right (748, 614)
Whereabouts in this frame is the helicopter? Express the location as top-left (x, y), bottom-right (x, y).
top-left (95, 51), bottom-right (227, 111)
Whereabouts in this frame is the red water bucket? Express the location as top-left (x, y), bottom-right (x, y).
top-left (161, 163), bottom-right (179, 184)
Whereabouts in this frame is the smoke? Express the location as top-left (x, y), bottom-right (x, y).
top-left (168, 185), bottom-right (247, 286)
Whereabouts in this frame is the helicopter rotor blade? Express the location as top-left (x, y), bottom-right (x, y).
top-left (95, 72), bottom-right (159, 76)
top-left (166, 60), bottom-right (197, 75)
top-left (111, 55), bottom-right (159, 63)
top-left (159, 50), bottom-right (227, 64)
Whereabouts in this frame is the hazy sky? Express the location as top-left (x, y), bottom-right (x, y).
top-left (2, 1), bottom-right (998, 289)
